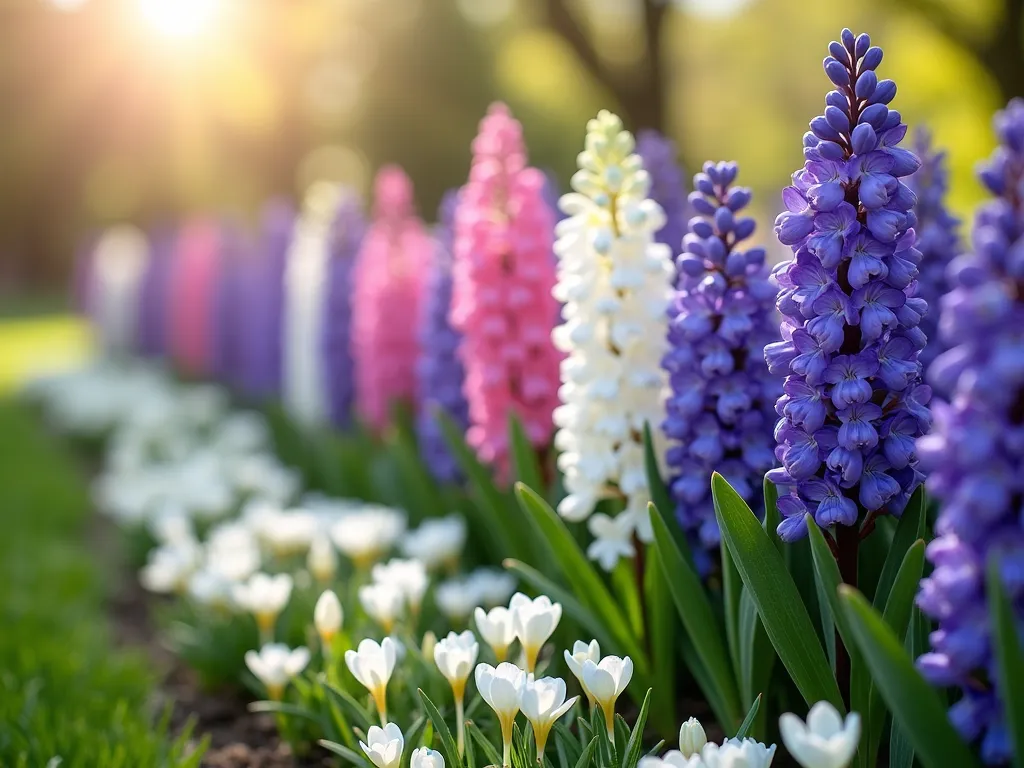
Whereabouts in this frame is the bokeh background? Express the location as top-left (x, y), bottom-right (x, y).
top-left (0, 0), bottom-right (1014, 306)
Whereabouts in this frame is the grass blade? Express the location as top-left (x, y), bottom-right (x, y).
top-left (417, 689), bottom-right (464, 768)
top-left (734, 693), bottom-right (762, 739)
top-left (988, 557), bottom-right (1024, 768)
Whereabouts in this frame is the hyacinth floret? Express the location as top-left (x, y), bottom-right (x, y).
top-left (417, 190), bottom-right (470, 483)
top-left (915, 99), bottom-right (1024, 765)
top-left (908, 128), bottom-right (961, 369)
top-left (352, 166), bottom-right (431, 431)
top-left (636, 129), bottom-right (688, 253)
top-left (663, 161), bottom-right (778, 552)
top-left (767, 29), bottom-right (929, 542)
top-left (451, 103), bottom-right (562, 475)
top-left (552, 110), bottom-right (674, 565)
top-left (321, 190), bottom-right (367, 429)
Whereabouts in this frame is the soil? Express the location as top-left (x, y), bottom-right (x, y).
top-left (96, 514), bottom-right (331, 768)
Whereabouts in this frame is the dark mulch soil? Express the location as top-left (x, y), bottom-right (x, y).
top-left (96, 516), bottom-right (330, 768)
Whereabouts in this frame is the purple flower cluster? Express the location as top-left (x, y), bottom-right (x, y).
top-left (637, 130), bottom-right (688, 253)
top-left (321, 190), bottom-right (367, 429)
top-left (238, 199), bottom-right (294, 401)
top-left (915, 99), bottom-right (1024, 765)
top-left (766, 29), bottom-right (930, 542)
top-left (137, 228), bottom-right (175, 359)
top-left (908, 129), bottom-right (961, 369)
top-left (417, 190), bottom-right (469, 483)
top-left (663, 161), bottom-right (778, 551)
top-left (211, 222), bottom-right (249, 387)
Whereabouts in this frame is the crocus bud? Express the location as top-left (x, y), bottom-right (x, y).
top-left (308, 537), bottom-right (337, 583)
top-left (314, 589), bottom-right (343, 645)
top-left (678, 717), bottom-right (707, 758)
top-left (360, 723), bottom-right (404, 768)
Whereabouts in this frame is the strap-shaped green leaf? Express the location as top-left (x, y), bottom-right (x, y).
top-left (838, 586), bottom-right (979, 768)
top-left (508, 413), bottom-right (544, 499)
top-left (734, 693), bottom-right (761, 739)
top-left (872, 486), bottom-right (924, 611)
top-left (417, 689), bottom-right (465, 768)
top-left (712, 473), bottom-right (843, 711)
top-left (649, 501), bottom-right (743, 729)
top-left (988, 557), bottom-right (1024, 768)
top-left (621, 689), bottom-right (651, 768)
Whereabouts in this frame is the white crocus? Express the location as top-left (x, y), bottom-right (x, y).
top-left (139, 542), bottom-right (201, 595)
top-left (307, 536), bottom-right (338, 583)
top-left (475, 662), bottom-right (527, 768)
top-left (402, 514), bottom-right (467, 571)
top-left (586, 513), bottom-right (635, 572)
top-left (372, 558), bottom-right (429, 614)
top-left (779, 701), bottom-right (860, 768)
top-left (345, 637), bottom-right (398, 725)
top-left (581, 655), bottom-right (633, 740)
top-left (232, 572), bottom-right (293, 644)
top-left (520, 676), bottom-right (579, 759)
top-left (187, 568), bottom-right (235, 611)
top-left (437, 577), bottom-right (483, 624)
top-left (410, 746), bottom-right (445, 768)
top-left (244, 643), bottom-right (310, 701)
top-left (509, 593), bottom-right (562, 673)
top-left (637, 753), bottom-right (688, 768)
top-left (314, 589), bottom-right (343, 651)
top-left (359, 582), bottom-right (406, 633)
top-left (679, 717), bottom-right (708, 758)
top-left (468, 568), bottom-right (517, 608)
top-left (695, 738), bottom-right (776, 768)
top-left (475, 606), bottom-right (515, 662)
top-left (434, 630), bottom-right (479, 756)
top-left (563, 639), bottom-right (601, 705)
top-left (552, 110), bottom-right (673, 568)
top-left (330, 505), bottom-right (407, 568)
top-left (360, 723), bottom-right (404, 768)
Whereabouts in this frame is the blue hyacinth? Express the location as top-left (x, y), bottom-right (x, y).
top-left (663, 161), bottom-right (778, 553)
top-left (636, 130), bottom-right (689, 253)
top-left (416, 190), bottom-right (469, 483)
top-left (916, 99), bottom-right (1024, 765)
top-left (766, 29), bottom-right (930, 542)
top-left (908, 128), bottom-right (960, 369)
top-left (321, 191), bottom-right (367, 429)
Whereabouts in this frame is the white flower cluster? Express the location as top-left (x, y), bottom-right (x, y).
top-left (552, 110), bottom-right (675, 570)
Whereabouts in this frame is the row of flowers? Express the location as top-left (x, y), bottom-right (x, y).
top-left (53, 24), bottom-right (1024, 768)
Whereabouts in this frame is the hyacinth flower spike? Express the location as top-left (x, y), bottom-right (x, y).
top-left (915, 98), bottom-right (1024, 766)
top-left (663, 160), bottom-right (779, 558)
top-left (767, 29), bottom-right (929, 570)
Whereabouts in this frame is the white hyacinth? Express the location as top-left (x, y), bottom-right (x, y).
top-left (552, 110), bottom-right (673, 568)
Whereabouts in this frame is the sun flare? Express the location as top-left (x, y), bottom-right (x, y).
top-left (137, 0), bottom-right (220, 41)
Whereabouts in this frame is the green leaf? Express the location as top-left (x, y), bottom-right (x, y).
top-left (503, 558), bottom-right (616, 654)
top-left (737, 587), bottom-right (774, 740)
top-left (513, 484), bottom-right (647, 673)
top-left (320, 739), bottom-right (372, 767)
top-left (838, 586), bottom-right (979, 768)
top-left (247, 700), bottom-right (325, 727)
top-left (621, 689), bottom-right (651, 768)
top-left (417, 689), bottom-right (464, 768)
top-left (988, 557), bottom-right (1024, 768)
top-left (722, 542), bottom-right (743, 677)
top-left (762, 476), bottom-right (782, 553)
top-left (872, 486), bottom-right (925, 611)
top-left (611, 559), bottom-right (644, 642)
top-left (643, 544), bottom-right (678, 738)
top-left (865, 540), bottom-right (925, 764)
top-left (436, 410), bottom-right (520, 560)
top-left (649, 501), bottom-right (743, 729)
top-left (321, 678), bottom-right (374, 732)
top-left (734, 693), bottom-right (761, 740)
top-left (509, 413), bottom-right (544, 499)
top-left (642, 424), bottom-right (673, 541)
top-left (712, 474), bottom-right (843, 712)
top-left (466, 721), bottom-right (503, 768)
top-left (574, 737), bottom-right (599, 768)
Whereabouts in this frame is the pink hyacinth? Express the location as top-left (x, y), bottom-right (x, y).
top-left (168, 220), bottom-right (221, 377)
top-left (451, 103), bottom-right (561, 475)
top-left (351, 166), bottom-right (431, 431)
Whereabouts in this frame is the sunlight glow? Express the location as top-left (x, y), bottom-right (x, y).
top-left (137, 0), bottom-right (220, 41)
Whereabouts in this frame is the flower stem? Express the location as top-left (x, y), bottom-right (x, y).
top-left (455, 695), bottom-right (465, 757)
top-left (501, 716), bottom-right (514, 768)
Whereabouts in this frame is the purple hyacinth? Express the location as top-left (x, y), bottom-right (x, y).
top-left (766, 29), bottom-right (930, 543)
top-left (637, 130), bottom-right (688, 253)
top-left (908, 129), bottom-right (960, 369)
top-left (137, 227), bottom-right (175, 359)
top-left (239, 199), bottom-right (294, 401)
top-left (915, 99), bottom-right (1024, 765)
top-left (211, 221), bottom-right (249, 386)
top-left (320, 190), bottom-right (367, 429)
top-left (663, 161), bottom-right (779, 552)
top-left (416, 190), bottom-right (469, 483)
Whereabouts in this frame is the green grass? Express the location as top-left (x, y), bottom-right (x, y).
top-left (0, 400), bottom-right (206, 767)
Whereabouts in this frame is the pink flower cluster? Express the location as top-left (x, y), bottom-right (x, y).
top-left (451, 103), bottom-right (562, 473)
top-left (351, 166), bottom-right (431, 431)
top-left (169, 220), bottom-right (220, 377)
